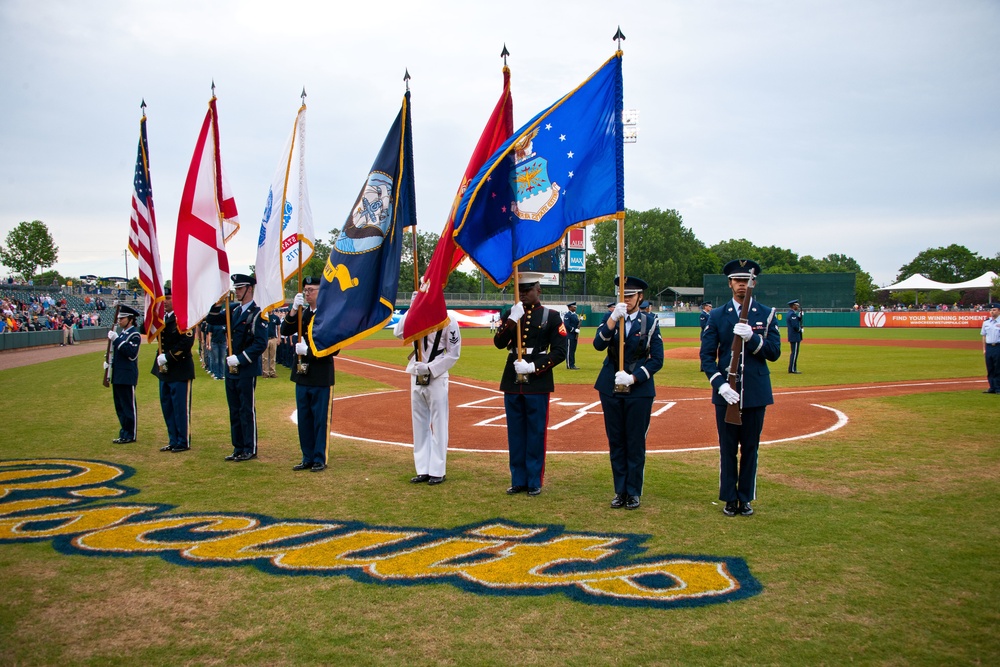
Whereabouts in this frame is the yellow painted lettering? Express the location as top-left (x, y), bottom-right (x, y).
top-left (76, 515), bottom-right (258, 553)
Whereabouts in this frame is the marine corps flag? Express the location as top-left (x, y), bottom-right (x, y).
top-left (454, 52), bottom-right (624, 287)
top-left (128, 108), bottom-right (166, 340)
top-left (172, 95), bottom-right (240, 332)
top-left (309, 91), bottom-right (415, 356)
top-left (401, 67), bottom-right (513, 344)
top-left (254, 102), bottom-right (314, 315)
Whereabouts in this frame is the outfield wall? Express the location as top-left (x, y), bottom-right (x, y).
top-left (675, 311), bottom-right (989, 328)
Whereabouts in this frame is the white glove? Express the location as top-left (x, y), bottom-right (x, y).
top-left (156, 353), bottom-right (167, 367)
top-left (226, 355), bottom-right (239, 368)
top-left (295, 341), bottom-right (309, 356)
top-left (509, 302), bottom-right (525, 322)
top-left (107, 330), bottom-right (118, 341)
top-left (392, 315), bottom-right (406, 338)
top-left (734, 322), bottom-right (753, 341)
top-left (718, 382), bottom-right (740, 405)
top-left (103, 361), bottom-right (109, 370)
top-left (411, 291), bottom-right (419, 301)
top-left (609, 303), bottom-right (628, 323)
top-left (291, 293), bottom-right (305, 312)
top-left (413, 362), bottom-right (430, 375)
top-left (614, 370), bottom-right (634, 386)
top-left (513, 359), bottom-right (535, 374)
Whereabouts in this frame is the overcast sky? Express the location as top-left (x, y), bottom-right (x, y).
top-left (1, 0), bottom-right (997, 288)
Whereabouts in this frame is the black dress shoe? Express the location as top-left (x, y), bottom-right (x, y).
top-left (527, 487), bottom-right (542, 496)
top-left (411, 474), bottom-right (430, 484)
top-left (723, 501), bottom-right (739, 517)
top-left (112, 438), bottom-right (134, 444)
top-left (292, 462), bottom-right (312, 471)
top-left (159, 445), bottom-right (173, 452)
top-left (233, 452), bottom-right (253, 462)
top-left (984, 390), bottom-right (996, 394)
top-left (169, 445), bottom-right (190, 452)
top-left (225, 452), bottom-right (238, 461)
top-left (625, 495), bottom-right (641, 510)
top-left (427, 475), bottom-right (445, 485)
top-left (789, 370), bottom-right (801, 374)
top-left (738, 502), bottom-right (754, 516)
top-left (310, 463), bottom-right (326, 472)
top-left (610, 494), bottom-right (626, 509)
top-left (506, 485), bottom-right (527, 495)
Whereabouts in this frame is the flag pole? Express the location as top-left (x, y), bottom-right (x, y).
top-left (139, 98), bottom-right (164, 359)
top-left (296, 88), bottom-right (307, 362)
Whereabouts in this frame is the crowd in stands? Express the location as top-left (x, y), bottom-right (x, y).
top-left (853, 303), bottom-right (995, 312)
top-left (0, 289), bottom-right (119, 341)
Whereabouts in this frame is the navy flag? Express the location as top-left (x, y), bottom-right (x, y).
top-left (309, 92), bottom-right (416, 356)
top-left (454, 52), bottom-right (624, 287)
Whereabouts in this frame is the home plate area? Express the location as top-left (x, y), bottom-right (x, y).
top-left (324, 357), bottom-right (988, 455)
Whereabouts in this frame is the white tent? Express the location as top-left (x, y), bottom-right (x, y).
top-left (877, 271), bottom-right (998, 291)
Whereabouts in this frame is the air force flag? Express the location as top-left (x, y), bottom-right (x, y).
top-left (454, 52), bottom-right (624, 287)
top-left (309, 92), bottom-right (416, 356)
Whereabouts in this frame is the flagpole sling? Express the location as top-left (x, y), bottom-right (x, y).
top-left (103, 304), bottom-right (121, 387)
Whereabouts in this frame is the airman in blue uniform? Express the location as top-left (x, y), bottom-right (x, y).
top-left (594, 276), bottom-right (664, 509)
top-left (563, 302), bottom-right (581, 369)
top-left (493, 272), bottom-right (567, 496)
top-left (206, 273), bottom-right (268, 462)
top-left (700, 259), bottom-right (781, 517)
top-left (107, 305), bottom-right (142, 443)
top-left (981, 303), bottom-right (1000, 393)
top-left (786, 299), bottom-right (803, 373)
top-left (152, 288), bottom-right (195, 452)
top-left (699, 301), bottom-right (712, 338)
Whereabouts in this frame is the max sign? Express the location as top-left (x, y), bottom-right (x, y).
top-left (0, 459), bottom-right (761, 609)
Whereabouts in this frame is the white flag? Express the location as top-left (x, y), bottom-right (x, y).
top-left (254, 105), bottom-right (314, 315)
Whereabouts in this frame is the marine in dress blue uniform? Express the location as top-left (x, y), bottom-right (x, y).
top-left (107, 305), bottom-right (142, 443)
top-left (786, 299), bottom-right (803, 374)
top-left (699, 301), bottom-right (712, 338)
top-left (493, 272), bottom-right (568, 496)
top-left (594, 276), bottom-right (664, 510)
top-left (563, 302), bottom-right (581, 369)
top-left (152, 289), bottom-right (195, 452)
top-left (981, 303), bottom-right (1000, 394)
top-left (281, 277), bottom-right (337, 471)
top-left (700, 259), bottom-right (781, 517)
top-left (206, 273), bottom-right (268, 462)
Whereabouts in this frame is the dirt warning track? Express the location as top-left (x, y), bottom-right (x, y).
top-left (331, 354), bottom-right (984, 454)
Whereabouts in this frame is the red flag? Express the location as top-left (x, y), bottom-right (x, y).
top-left (172, 97), bottom-right (240, 332)
top-left (402, 67), bottom-right (513, 343)
top-left (129, 112), bottom-right (165, 339)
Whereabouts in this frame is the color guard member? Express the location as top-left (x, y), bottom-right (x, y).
top-left (786, 299), bottom-right (803, 374)
top-left (153, 288), bottom-right (195, 452)
top-left (981, 303), bottom-right (1000, 394)
top-left (563, 302), bottom-right (581, 369)
top-left (106, 305), bottom-right (141, 443)
top-left (493, 272), bottom-right (567, 496)
top-left (700, 259), bottom-right (781, 517)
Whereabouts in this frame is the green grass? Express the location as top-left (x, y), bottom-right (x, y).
top-left (1, 332), bottom-right (998, 666)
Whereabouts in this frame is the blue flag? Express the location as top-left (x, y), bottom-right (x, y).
top-left (453, 52), bottom-right (624, 287)
top-left (309, 92), bottom-right (416, 355)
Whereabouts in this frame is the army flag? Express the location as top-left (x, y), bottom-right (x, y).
top-left (454, 52), bottom-right (624, 287)
top-left (309, 91), bottom-right (416, 356)
top-left (401, 67), bottom-right (513, 344)
top-left (128, 110), bottom-right (166, 340)
top-left (172, 96), bottom-right (240, 332)
top-left (254, 103), bottom-right (314, 315)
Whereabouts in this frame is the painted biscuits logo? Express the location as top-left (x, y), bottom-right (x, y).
top-left (0, 459), bottom-right (761, 609)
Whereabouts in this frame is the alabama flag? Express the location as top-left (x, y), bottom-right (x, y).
top-left (172, 96), bottom-right (240, 332)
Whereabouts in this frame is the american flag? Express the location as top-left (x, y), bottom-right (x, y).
top-left (129, 112), bottom-right (165, 339)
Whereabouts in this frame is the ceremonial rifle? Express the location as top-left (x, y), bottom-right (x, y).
top-left (103, 304), bottom-right (121, 388)
top-left (724, 271), bottom-right (756, 425)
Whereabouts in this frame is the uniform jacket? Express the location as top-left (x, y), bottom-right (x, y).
top-left (700, 298), bottom-right (781, 408)
top-left (699, 310), bottom-right (710, 335)
top-left (393, 316), bottom-right (461, 380)
top-left (281, 307), bottom-right (336, 386)
top-left (111, 325), bottom-right (141, 385)
top-left (786, 309), bottom-right (803, 343)
top-left (493, 304), bottom-right (567, 394)
top-left (150, 312), bottom-right (195, 382)
top-left (593, 311), bottom-right (664, 398)
top-left (206, 300), bottom-right (268, 377)
top-left (563, 310), bottom-right (581, 337)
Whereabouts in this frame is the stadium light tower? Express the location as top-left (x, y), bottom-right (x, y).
top-left (623, 108), bottom-right (638, 143)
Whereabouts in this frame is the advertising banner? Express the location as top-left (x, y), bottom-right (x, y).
top-left (861, 311), bottom-right (989, 328)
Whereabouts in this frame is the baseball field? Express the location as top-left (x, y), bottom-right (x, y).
top-left (1, 326), bottom-right (996, 665)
